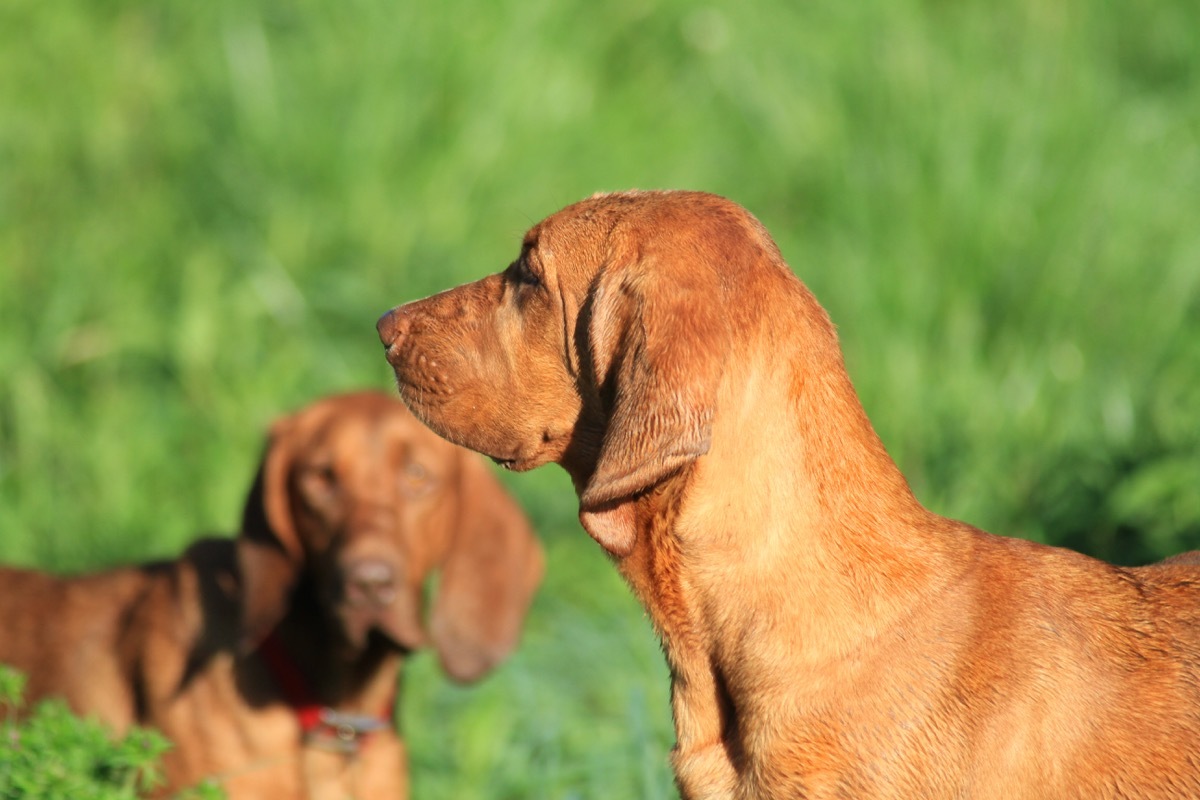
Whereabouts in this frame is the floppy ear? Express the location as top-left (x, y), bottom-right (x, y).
top-left (236, 420), bottom-right (302, 653)
top-left (429, 452), bottom-right (544, 683)
top-left (578, 257), bottom-right (725, 556)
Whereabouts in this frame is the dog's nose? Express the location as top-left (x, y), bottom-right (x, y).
top-left (344, 560), bottom-right (397, 608)
top-left (376, 307), bottom-right (409, 350)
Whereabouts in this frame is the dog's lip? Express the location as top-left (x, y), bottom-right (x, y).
top-left (488, 448), bottom-right (541, 472)
top-left (382, 343), bottom-right (407, 370)
top-left (490, 431), bottom-right (568, 472)
top-left (488, 449), bottom-right (527, 470)
top-left (389, 370), bottom-right (447, 408)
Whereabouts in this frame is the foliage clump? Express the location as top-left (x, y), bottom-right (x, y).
top-left (0, 666), bottom-right (222, 800)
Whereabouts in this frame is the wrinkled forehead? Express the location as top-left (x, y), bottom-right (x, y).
top-left (525, 189), bottom-right (760, 261)
top-left (523, 192), bottom-right (661, 283)
top-left (289, 396), bottom-right (451, 464)
top-left (525, 196), bottom-right (618, 253)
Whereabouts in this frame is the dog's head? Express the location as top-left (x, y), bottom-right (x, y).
top-left (237, 390), bottom-right (543, 682)
top-left (377, 191), bottom-right (812, 556)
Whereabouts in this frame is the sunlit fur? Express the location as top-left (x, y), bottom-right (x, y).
top-left (380, 191), bottom-right (1200, 799)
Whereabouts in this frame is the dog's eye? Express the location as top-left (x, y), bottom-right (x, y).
top-left (509, 256), bottom-right (541, 288)
top-left (304, 463), bottom-right (336, 484)
top-left (401, 461), bottom-right (436, 497)
top-left (299, 463), bottom-right (338, 503)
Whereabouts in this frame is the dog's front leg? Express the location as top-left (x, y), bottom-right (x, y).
top-left (669, 671), bottom-right (740, 800)
top-left (672, 743), bottom-right (740, 800)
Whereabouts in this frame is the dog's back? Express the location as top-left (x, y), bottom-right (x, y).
top-left (937, 535), bottom-right (1200, 798)
top-left (0, 561), bottom-right (170, 730)
top-left (0, 539), bottom-right (238, 727)
top-left (0, 541), bottom-right (304, 796)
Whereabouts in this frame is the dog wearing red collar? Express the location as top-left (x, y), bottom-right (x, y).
top-left (0, 391), bottom-right (544, 799)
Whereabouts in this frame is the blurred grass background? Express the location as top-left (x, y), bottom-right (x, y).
top-left (2, 0), bottom-right (1199, 796)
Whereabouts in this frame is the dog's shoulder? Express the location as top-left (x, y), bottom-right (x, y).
top-left (123, 537), bottom-right (241, 667)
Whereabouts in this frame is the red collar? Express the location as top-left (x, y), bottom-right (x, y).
top-left (256, 631), bottom-right (394, 751)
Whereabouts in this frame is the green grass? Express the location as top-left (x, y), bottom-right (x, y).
top-left (2, 0), bottom-right (1199, 796)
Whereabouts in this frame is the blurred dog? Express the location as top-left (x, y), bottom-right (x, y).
top-left (378, 190), bottom-right (1200, 799)
top-left (0, 390), bottom-right (543, 799)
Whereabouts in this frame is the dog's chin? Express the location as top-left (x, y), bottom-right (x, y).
top-left (486, 430), bottom-right (569, 473)
top-left (389, 377), bottom-right (444, 423)
top-left (390, 380), bottom-right (556, 470)
top-left (339, 608), bottom-right (425, 656)
top-left (349, 627), bottom-right (416, 657)
top-left (389, 381), bottom-right (480, 445)
top-left (411, 409), bottom-right (539, 468)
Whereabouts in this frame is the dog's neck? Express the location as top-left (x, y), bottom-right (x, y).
top-left (263, 583), bottom-right (401, 715)
top-left (608, 292), bottom-right (968, 769)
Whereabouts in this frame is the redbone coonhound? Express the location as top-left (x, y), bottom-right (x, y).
top-left (0, 390), bottom-right (543, 799)
top-left (377, 190), bottom-right (1200, 799)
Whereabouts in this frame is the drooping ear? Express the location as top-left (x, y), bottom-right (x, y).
top-left (429, 452), bottom-right (544, 684)
top-left (578, 255), bottom-right (725, 556)
top-left (236, 419), bottom-right (302, 653)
